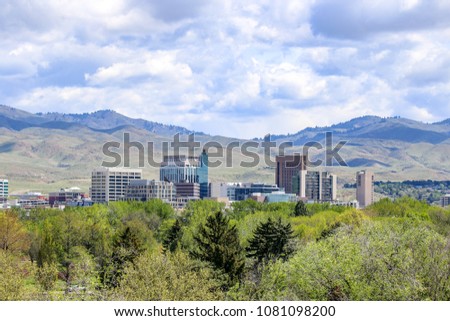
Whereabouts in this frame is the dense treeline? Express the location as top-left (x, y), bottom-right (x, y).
top-left (1, 197), bottom-right (450, 301)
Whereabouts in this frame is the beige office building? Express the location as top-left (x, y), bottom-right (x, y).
top-left (356, 170), bottom-right (374, 208)
top-left (91, 167), bottom-right (142, 203)
top-left (125, 179), bottom-right (175, 203)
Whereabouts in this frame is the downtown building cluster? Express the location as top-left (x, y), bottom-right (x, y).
top-left (88, 151), bottom-right (369, 209)
top-left (0, 152), bottom-right (381, 210)
top-left (0, 151), bottom-right (378, 210)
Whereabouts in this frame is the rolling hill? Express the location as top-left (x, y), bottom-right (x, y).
top-left (0, 104), bottom-right (449, 196)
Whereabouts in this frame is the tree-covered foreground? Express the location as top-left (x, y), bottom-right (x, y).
top-left (1, 197), bottom-right (450, 301)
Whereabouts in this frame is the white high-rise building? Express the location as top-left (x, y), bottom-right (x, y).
top-left (91, 168), bottom-right (142, 203)
top-left (0, 179), bottom-right (8, 199)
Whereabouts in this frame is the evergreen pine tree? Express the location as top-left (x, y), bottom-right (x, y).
top-left (102, 226), bottom-right (145, 287)
top-left (191, 211), bottom-right (244, 289)
top-left (294, 200), bottom-right (309, 216)
top-left (163, 219), bottom-right (182, 253)
top-left (246, 217), bottom-right (295, 263)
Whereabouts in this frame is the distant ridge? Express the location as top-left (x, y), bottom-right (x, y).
top-left (1, 105), bottom-right (450, 143)
top-left (0, 104), bottom-right (450, 192)
top-left (270, 115), bottom-right (450, 145)
top-left (0, 105), bottom-right (199, 136)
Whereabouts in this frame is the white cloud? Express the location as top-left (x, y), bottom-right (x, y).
top-left (85, 51), bottom-right (193, 85)
top-left (1, 0), bottom-right (450, 138)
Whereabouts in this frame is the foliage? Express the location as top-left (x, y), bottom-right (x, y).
top-left (191, 211), bottom-right (245, 289)
top-left (373, 180), bottom-right (450, 205)
top-left (236, 210), bottom-right (289, 247)
top-left (264, 221), bottom-right (450, 300)
top-left (228, 260), bottom-right (289, 301)
top-left (36, 262), bottom-right (59, 292)
top-left (162, 219), bottom-right (183, 253)
top-left (181, 200), bottom-right (224, 251)
top-left (0, 210), bottom-right (30, 253)
top-left (102, 226), bottom-right (146, 288)
top-left (114, 251), bottom-right (223, 300)
top-left (291, 208), bottom-right (365, 242)
top-left (0, 250), bottom-right (28, 300)
top-left (293, 200), bottom-right (309, 217)
top-left (1, 196), bottom-right (449, 301)
top-left (365, 197), bottom-right (431, 220)
top-left (246, 218), bottom-right (295, 263)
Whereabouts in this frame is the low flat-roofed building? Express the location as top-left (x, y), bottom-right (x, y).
top-left (174, 182), bottom-right (200, 199)
top-left (49, 187), bottom-right (84, 206)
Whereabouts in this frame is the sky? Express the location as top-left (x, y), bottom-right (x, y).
top-left (1, 0), bottom-right (450, 138)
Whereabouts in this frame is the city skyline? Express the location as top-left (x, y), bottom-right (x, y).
top-left (2, 1), bottom-right (450, 138)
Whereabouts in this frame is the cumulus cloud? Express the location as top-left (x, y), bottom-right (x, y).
top-left (85, 51), bottom-right (193, 86)
top-left (1, 0), bottom-right (450, 138)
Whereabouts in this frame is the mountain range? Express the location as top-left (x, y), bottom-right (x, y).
top-left (1, 104), bottom-right (449, 197)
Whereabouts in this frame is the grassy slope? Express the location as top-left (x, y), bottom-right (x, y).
top-left (0, 127), bottom-right (450, 195)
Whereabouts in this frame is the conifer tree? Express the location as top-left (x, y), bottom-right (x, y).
top-left (191, 211), bottom-right (244, 288)
top-left (162, 219), bottom-right (182, 253)
top-left (246, 217), bottom-right (295, 263)
top-left (102, 226), bottom-right (145, 287)
top-left (293, 200), bottom-right (309, 217)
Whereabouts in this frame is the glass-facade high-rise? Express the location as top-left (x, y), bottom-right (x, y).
top-left (159, 151), bottom-right (209, 199)
top-left (198, 150), bottom-right (209, 199)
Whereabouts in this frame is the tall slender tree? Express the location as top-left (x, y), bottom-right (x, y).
top-left (191, 211), bottom-right (244, 289)
top-left (102, 226), bottom-right (145, 288)
top-left (162, 219), bottom-right (182, 253)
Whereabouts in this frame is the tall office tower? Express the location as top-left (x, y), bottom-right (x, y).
top-left (0, 179), bottom-right (8, 203)
top-left (159, 151), bottom-right (209, 199)
top-left (91, 167), bottom-right (142, 203)
top-left (198, 150), bottom-right (209, 199)
top-left (275, 154), bottom-right (307, 194)
top-left (321, 172), bottom-right (337, 201)
top-left (0, 179), bottom-right (8, 198)
top-left (293, 171), bottom-right (337, 202)
top-left (356, 170), bottom-right (374, 208)
top-left (125, 179), bottom-right (175, 203)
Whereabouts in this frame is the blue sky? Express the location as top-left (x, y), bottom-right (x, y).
top-left (1, 0), bottom-right (450, 138)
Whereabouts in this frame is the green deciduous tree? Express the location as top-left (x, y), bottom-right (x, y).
top-left (0, 210), bottom-right (30, 253)
top-left (0, 250), bottom-right (27, 300)
top-left (36, 262), bottom-right (59, 292)
top-left (114, 251), bottom-right (223, 300)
